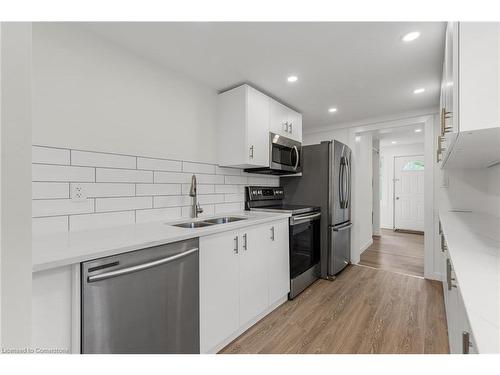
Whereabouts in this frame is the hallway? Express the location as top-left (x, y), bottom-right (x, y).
top-left (221, 265), bottom-right (448, 354)
top-left (359, 229), bottom-right (424, 277)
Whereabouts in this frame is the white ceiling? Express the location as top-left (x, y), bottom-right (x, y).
top-left (373, 125), bottom-right (425, 147)
top-left (82, 22), bottom-right (445, 131)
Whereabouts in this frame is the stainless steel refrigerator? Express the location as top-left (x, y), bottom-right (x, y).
top-left (282, 140), bottom-right (352, 279)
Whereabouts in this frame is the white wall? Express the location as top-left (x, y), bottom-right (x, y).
top-left (32, 23), bottom-right (218, 163)
top-left (354, 134), bottom-right (374, 259)
top-left (0, 22), bottom-right (32, 349)
top-left (379, 142), bottom-right (425, 229)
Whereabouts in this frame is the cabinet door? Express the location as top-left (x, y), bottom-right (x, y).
top-left (287, 109), bottom-right (303, 142)
top-left (270, 99), bottom-right (289, 137)
top-left (246, 86), bottom-right (270, 167)
top-left (268, 220), bottom-right (290, 304)
top-left (239, 226), bottom-right (269, 327)
top-left (200, 231), bottom-right (240, 353)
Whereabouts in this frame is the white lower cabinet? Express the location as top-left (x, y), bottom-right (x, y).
top-left (200, 219), bottom-right (290, 353)
top-left (441, 230), bottom-right (477, 354)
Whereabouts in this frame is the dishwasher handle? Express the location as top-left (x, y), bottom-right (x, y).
top-left (87, 247), bottom-right (198, 283)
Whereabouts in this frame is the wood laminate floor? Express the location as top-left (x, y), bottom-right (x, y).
top-left (359, 229), bottom-right (424, 277)
top-left (220, 265), bottom-right (449, 354)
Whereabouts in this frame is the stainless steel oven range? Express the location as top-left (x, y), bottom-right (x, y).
top-left (246, 186), bottom-right (321, 299)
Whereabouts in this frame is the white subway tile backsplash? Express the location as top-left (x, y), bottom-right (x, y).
top-left (70, 211), bottom-right (135, 231)
top-left (71, 183), bottom-right (135, 198)
top-left (215, 166), bottom-right (242, 176)
top-left (33, 164), bottom-right (95, 182)
top-left (96, 168), bottom-right (153, 183)
top-left (32, 216), bottom-right (69, 235)
top-left (195, 174), bottom-right (225, 184)
top-left (154, 171), bottom-right (193, 184)
top-left (215, 202), bottom-right (242, 215)
top-left (33, 199), bottom-right (94, 217)
top-left (32, 146), bottom-right (280, 233)
top-left (136, 207), bottom-right (182, 223)
top-left (182, 161), bottom-right (216, 174)
top-left (224, 193), bottom-right (245, 203)
top-left (32, 146), bottom-right (70, 165)
top-left (154, 195), bottom-right (192, 208)
top-left (71, 150), bottom-right (136, 169)
top-left (96, 197), bottom-right (152, 212)
top-left (136, 183), bottom-right (182, 196)
top-left (225, 175), bottom-right (248, 185)
top-left (33, 182), bottom-right (69, 199)
top-left (181, 184), bottom-right (215, 195)
top-left (137, 157), bottom-right (182, 172)
top-left (198, 194), bottom-right (225, 205)
top-left (215, 184), bottom-right (243, 194)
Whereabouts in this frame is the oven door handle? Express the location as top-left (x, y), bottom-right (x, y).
top-left (290, 212), bottom-right (321, 225)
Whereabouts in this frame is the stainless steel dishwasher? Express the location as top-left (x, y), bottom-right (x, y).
top-left (81, 238), bottom-right (199, 354)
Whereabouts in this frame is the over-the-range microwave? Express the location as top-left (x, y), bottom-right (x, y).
top-left (245, 133), bottom-right (302, 175)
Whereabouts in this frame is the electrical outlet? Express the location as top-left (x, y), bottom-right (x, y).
top-left (71, 184), bottom-right (88, 201)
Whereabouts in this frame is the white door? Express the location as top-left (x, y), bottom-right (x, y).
top-left (239, 226), bottom-right (269, 327)
top-left (268, 221), bottom-right (290, 304)
top-left (394, 155), bottom-right (424, 231)
top-left (199, 231), bottom-right (240, 353)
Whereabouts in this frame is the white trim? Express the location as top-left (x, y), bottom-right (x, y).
top-left (354, 238), bottom-right (373, 264)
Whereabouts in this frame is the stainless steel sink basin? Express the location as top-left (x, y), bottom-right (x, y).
top-left (173, 221), bottom-right (215, 228)
top-left (171, 216), bottom-right (247, 228)
top-left (204, 216), bottom-right (247, 224)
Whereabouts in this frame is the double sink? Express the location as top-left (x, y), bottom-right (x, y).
top-left (172, 216), bottom-right (247, 229)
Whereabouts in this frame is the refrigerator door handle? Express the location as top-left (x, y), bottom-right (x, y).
top-left (332, 222), bottom-right (353, 231)
top-left (344, 156), bottom-right (350, 209)
top-left (339, 158), bottom-right (345, 208)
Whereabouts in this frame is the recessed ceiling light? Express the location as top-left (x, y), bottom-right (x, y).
top-left (287, 75), bottom-right (298, 83)
top-left (402, 31), bottom-right (421, 42)
top-left (446, 81), bottom-right (454, 87)
top-left (328, 107), bottom-right (338, 113)
top-left (415, 128), bottom-right (422, 133)
top-left (413, 88), bottom-right (426, 94)
top-left (391, 141), bottom-right (397, 144)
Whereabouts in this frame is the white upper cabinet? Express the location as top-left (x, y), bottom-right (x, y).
top-left (439, 22), bottom-right (500, 169)
top-left (217, 84), bottom-right (302, 168)
top-left (269, 99), bottom-right (302, 141)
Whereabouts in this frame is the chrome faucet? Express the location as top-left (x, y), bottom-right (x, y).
top-left (189, 174), bottom-right (203, 218)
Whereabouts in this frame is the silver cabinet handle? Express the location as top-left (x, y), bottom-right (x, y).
top-left (243, 233), bottom-right (248, 250)
top-left (462, 331), bottom-right (472, 354)
top-left (441, 235), bottom-right (447, 252)
top-left (87, 248), bottom-right (198, 283)
top-left (446, 258), bottom-right (457, 290)
top-left (283, 122), bottom-right (289, 133)
top-left (234, 236), bottom-right (239, 254)
top-left (271, 226), bottom-right (275, 241)
top-left (249, 145), bottom-right (254, 158)
top-left (289, 122), bottom-right (293, 133)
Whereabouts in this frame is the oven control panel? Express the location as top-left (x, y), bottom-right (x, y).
top-left (246, 186), bottom-right (284, 201)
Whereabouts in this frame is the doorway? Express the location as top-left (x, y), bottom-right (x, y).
top-left (393, 155), bottom-right (424, 232)
top-left (358, 125), bottom-right (426, 277)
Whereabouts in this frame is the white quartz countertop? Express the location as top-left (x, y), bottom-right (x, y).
top-left (32, 211), bottom-right (290, 273)
top-left (439, 211), bottom-right (500, 353)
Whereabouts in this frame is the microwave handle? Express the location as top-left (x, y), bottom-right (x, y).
top-left (293, 145), bottom-right (299, 171)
